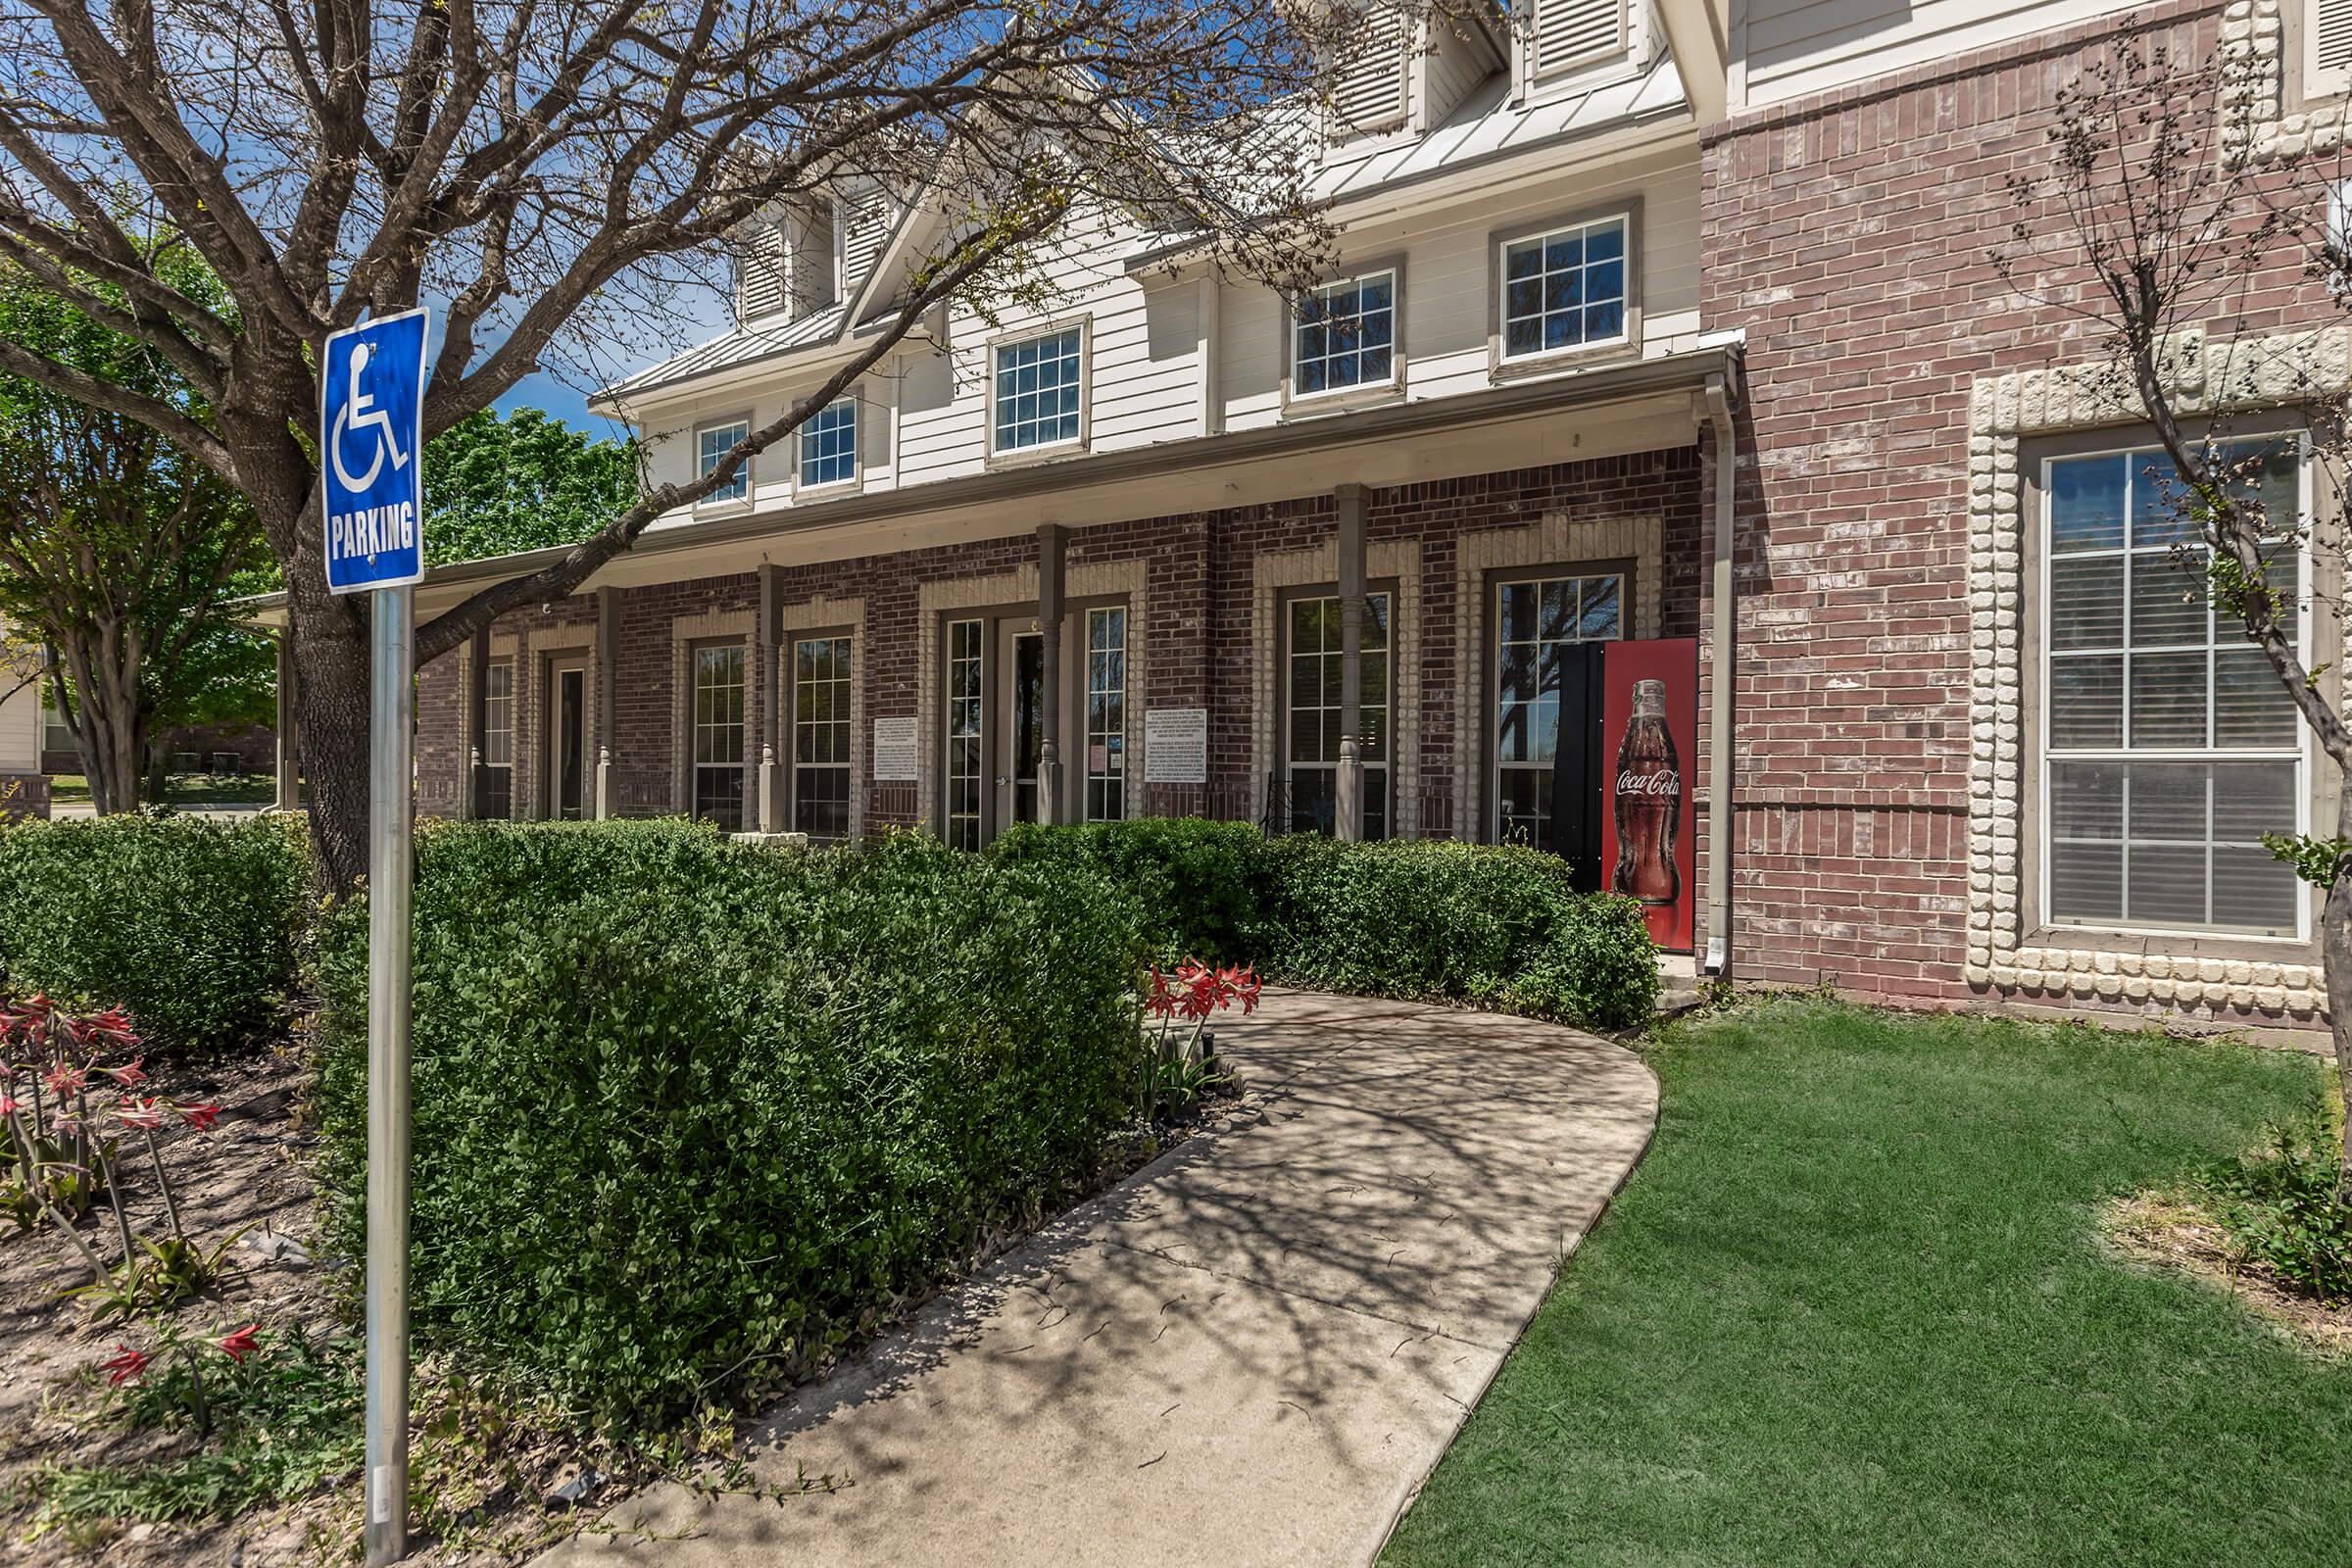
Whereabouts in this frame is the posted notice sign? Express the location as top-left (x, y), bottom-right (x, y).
top-left (322, 309), bottom-right (429, 595)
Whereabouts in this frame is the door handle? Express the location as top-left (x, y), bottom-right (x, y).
top-left (995, 774), bottom-right (1008, 786)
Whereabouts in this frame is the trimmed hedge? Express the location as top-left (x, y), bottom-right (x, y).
top-left (0, 812), bottom-right (310, 1054)
top-left (991, 820), bottom-right (1659, 1031)
top-left (314, 821), bottom-right (1146, 1433)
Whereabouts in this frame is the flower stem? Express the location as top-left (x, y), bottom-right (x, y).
top-left (141, 1129), bottom-right (182, 1241)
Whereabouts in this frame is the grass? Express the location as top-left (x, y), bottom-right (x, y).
top-left (47, 772), bottom-right (280, 808)
top-left (1382, 999), bottom-right (2352, 1568)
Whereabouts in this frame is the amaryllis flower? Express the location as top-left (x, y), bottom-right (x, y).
top-left (115, 1098), bottom-right (167, 1131)
top-left (100, 1057), bottom-right (147, 1087)
top-left (215, 1324), bottom-right (260, 1363)
top-left (43, 1062), bottom-right (86, 1101)
top-left (100, 1346), bottom-right (149, 1386)
top-left (178, 1102), bottom-right (221, 1132)
top-left (1143, 965), bottom-right (1180, 1019)
top-left (74, 1007), bottom-right (140, 1053)
top-left (0, 1093), bottom-right (16, 1118)
top-left (1218, 963), bottom-right (1262, 1015)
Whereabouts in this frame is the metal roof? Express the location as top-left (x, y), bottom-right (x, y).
top-left (597, 302), bottom-right (849, 405)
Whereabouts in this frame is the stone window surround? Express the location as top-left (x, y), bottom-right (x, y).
top-left (1965, 328), bottom-right (2346, 1018)
top-left (671, 609), bottom-right (757, 819)
top-left (915, 560), bottom-right (1147, 832)
top-left (2238, 0), bottom-right (2345, 158)
top-left (462, 621), bottom-right (599, 821)
top-left (1449, 511), bottom-right (1665, 844)
top-left (1250, 543), bottom-right (1425, 834)
top-left (1269, 576), bottom-right (1406, 832)
top-left (777, 595), bottom-right (866, 841)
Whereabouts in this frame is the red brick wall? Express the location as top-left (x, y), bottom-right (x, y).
top-left (416, 450), bottom-right (1705, 836)
top-left (1700, 0), bottom-right (2327, 1005)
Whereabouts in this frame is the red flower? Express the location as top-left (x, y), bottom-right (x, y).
top-left (100, 1056), bottom-right (147, 1087)
top-left (215, 1324), bottom-right (260, 1363)
top-left (43, 1062), bottom-right (86, 1101)
top-left (1219, 963), bottom-right (1262, 1015)
top-left (115, 1098), bottom-right (167, 1132)
top-left (100, 1345), bottom-right (149, 1386)
top-left (1143, 965), bottom-right (1180, 1019)
top-left (0, 1094), bottom-right (15, 1118)
top-left (178, 1102), bottom-right (221, 1132)
top-left (75, 1007), bottom-right (140, 1053)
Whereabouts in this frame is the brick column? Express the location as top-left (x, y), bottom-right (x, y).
top-left (1336, 484), bottom-right (1367, 842)
top-left (1037, 524), bottom-right (1066, 825)
top-left (595, 588), bottom-right (618, 819)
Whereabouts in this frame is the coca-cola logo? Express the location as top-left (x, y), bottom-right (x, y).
top-left (1615, 768), bottom-right (1680, 798)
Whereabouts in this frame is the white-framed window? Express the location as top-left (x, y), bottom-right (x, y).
top-left (1494, 571), bottom-right (1622, 848)
top-left (482, 657), bottom-right (514, 820)
top-left (697, 419), bottom-right (751, 503)
top-left (793, 634), bottom-right (853, 840)
top-left (1284, 592), bottom-right (1391, 839)
top-left (1085, 606), bottom-right (1127, 822)
top-left (1294, 270), bottom-right (1396, 397)
top-left (691, 642), bottom-right (747, 832)
top-left (799, 399), bottom-right (858, 490)
top-left (2039, 438), bottom-right (2307, 938)
top-left (37, 682), bottom-right (72, 754)
top-left (944, 619), bottom-right (985, 850)
top-left (1498, 215), bottom-right (1628, 361)
top-left (992, 327), bottom-right (1084, 453)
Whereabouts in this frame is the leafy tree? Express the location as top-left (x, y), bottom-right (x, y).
top-left (1996, 38), bottom-right (2352, 1197)
top-left (0, 0), bottom-right (1371, 886)
top-left (0, 250), bottom-right (264, 812)
top-left (424, 409), bottom-right (638, 567)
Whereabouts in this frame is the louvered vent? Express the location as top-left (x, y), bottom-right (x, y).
top-left (736, 221), bottom-right (785, 320)
top-left (1328, 4), bottom-right (1410, 137)
top-left (790, 202), bottom-right (838, 317)
top-left (840, 191), bottom-right (892, 298)
top-left (2320, 0), bottom-right (2352, 84)
top-left (1531, 0), bottom-right (1624, 79)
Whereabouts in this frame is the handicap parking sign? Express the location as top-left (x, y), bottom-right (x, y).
top-left (321, 308), bottom-right (429, 595)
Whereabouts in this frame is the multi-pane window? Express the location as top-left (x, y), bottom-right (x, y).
top-left (945, 619), bottom-right (984, 850)
top-left (1086, 607), bottom-right (1128, 822)
top-left (1500, 215), bottom-right (1628, 360)
top-left (2042, 440), bottom-right (2304, 936)
top-left (799, 399), bottom-right (858, 489)
top-left (993, 327), bottom-right (1083, 452)
top-left (1286, 593), bottom-right (1391, 840)
top-left (1494, 572), bottom-right (1622, 848)
top-left (793, 635), bottom-right (853, 840)
top-left (691, 643), bottom-right (747, 832)
top-left (1295, 270), bottom-right (1396, 397)
top-left (481, 659), bottom-right (514, 820)
top-left (698, 420), bottom-right (750, 502)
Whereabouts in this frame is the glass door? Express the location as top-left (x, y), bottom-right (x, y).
top-left (546, 658), bottom-right (589, 820)
top-left (1000, 625), bottom-right (1045, 830)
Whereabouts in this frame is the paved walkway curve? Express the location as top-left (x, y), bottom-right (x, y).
top-left (537, 990), bottom-right (1659, 1568)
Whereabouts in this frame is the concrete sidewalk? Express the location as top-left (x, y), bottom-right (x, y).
top-left (537, 990), bottom-right (1658, 1568)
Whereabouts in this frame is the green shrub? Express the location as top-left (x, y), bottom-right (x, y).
top-left (993, 822), bottom-right (1659, 1032)
top-left (991, 817), bottom-right (1269, 960)
top-left (2205, 1117), bottom-right (2352, 1303)
top-left (315, 820), bottom-right (1147, 1435)
top-left (0, 812), bottom-right (309, 1054)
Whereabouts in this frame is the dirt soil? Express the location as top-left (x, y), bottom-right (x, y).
top-left (1, 1044), bottom-right (339, 1566)
top-left (2105, 1191), bottom-right (2352, 1353)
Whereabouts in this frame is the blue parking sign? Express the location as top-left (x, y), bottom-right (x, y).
top-left (321, 309), bottom-right (429, 595)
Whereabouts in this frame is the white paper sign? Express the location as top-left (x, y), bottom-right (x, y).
top-left (872, 716), bottom-right (918, 782)
top-left (1144, 709), bottom-right (1208, 785)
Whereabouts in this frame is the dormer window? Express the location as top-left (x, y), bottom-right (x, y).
top-left (1522, 0), bottom-right (1627, 85)
top-left (734, 201), bottom-right (843, 324)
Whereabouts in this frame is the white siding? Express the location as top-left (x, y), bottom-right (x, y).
top-left (1421, 16), bottom-right (1502, 129)
top-left (632, 152), bottom-right (1702, 527)
top-left (1738, 0), bottom-right (2134, 109)
top-left (0, 631), bottom-right (38, 773)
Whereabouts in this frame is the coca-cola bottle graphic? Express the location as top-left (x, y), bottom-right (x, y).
top-left (1612, 679), bottom-right (1681, 906)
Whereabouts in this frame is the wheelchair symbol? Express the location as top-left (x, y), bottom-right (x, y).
top-left (330, 343), bottom-right (411, 494)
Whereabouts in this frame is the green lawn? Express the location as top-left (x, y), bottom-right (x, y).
top-left (47, 771), bottom-right (279, 808)
top-left (1384, 1000), bottom-right (2350, 1568)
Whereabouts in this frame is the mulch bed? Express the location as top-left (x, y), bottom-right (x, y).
top-left (2104, 1191), bottom-right (2352, 1354)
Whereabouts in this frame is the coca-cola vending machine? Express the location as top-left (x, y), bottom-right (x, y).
top-left (1599, 638), bottom-right (1696, 954)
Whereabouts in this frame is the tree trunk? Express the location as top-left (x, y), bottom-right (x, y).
top-left (286, 586), bottom-right (378, 892)
top-left (2329, 793), bottom-right (2352, 1206)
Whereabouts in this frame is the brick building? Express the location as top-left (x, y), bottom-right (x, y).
top-left (335, 0), bottom-right (2349, 1038)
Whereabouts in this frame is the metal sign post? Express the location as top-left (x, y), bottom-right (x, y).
top-left (320, 307), bottom-right (429, 1568)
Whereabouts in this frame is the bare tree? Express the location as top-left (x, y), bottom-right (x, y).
top-left (1995, 35), bottom-right (2352, 1196)
top-left (0, 0), bottom-right (1407, 884)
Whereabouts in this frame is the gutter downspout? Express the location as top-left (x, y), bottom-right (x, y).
top-left (1703, 368), bottom-right (1740, 977)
